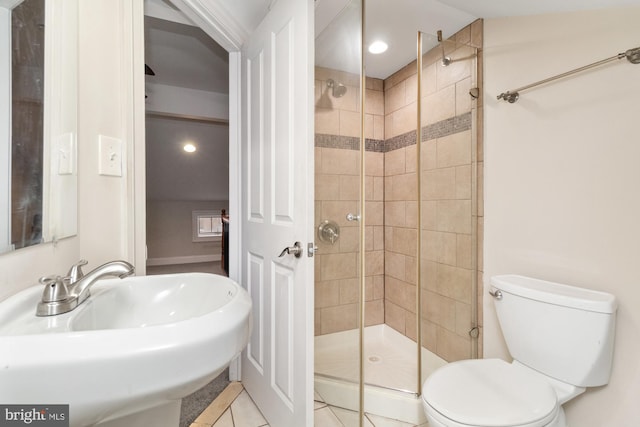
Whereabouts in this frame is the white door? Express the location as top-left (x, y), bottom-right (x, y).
top-left (240, 0), bottom-right (314, 425)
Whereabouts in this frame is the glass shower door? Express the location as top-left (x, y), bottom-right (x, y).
top-left (314, 1), bottom-right (364, 426)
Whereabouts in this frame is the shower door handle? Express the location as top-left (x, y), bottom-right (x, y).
top-left (278, 242), bottom-right (303, 258)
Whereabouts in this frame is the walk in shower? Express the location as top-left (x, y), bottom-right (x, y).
top-left (314, 1), bottom-right (483, 425)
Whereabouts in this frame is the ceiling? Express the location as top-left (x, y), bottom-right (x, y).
top-left (145, 0), bottom-right (640, 87)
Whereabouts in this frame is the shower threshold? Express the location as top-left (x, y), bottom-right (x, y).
top-left (314, 324), bottom-right (447, 424)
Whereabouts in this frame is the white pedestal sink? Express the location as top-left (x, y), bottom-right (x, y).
top-left (0, 273), bottom-right (252, 427)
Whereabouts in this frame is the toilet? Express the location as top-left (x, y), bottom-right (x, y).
top-left (421, 274), bottom-right (617, 427)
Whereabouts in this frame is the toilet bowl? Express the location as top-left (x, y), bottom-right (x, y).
top-left (422, 359), bottom-right (565, 427)
top-left (421, 275), bottom-right (617, 427)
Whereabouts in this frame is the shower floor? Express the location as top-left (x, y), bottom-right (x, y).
top-left (315, 324), bottom-right (447, 424)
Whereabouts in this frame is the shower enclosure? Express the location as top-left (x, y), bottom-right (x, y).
top-left (314, 2), bottom-right (483, 425)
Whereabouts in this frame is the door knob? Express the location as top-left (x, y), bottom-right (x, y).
top-left (279, 242), bottom-right (303, 258)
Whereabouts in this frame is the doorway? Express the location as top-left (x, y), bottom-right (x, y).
top-left (143, 7), bottom-right (230, 277)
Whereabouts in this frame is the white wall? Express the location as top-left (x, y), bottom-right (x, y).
top-left (484, 7), bottom-right (640, 426)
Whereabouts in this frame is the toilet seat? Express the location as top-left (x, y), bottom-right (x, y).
top-left (422, 359), bottom-right (559, 427)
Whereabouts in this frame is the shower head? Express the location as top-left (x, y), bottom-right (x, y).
top-left (327, 79), bottom-right (347, 98)
top-left (625, 47), bottom-right (640, 64)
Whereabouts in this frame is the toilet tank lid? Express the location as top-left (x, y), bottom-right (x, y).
top-left (491, 275), bottom-right (617, 314)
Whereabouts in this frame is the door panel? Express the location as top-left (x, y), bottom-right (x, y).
top-left (240, 0), bottom-right (313, 425)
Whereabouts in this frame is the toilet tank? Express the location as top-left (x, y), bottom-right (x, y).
top-left (490, 275), bottom-right (617, 387)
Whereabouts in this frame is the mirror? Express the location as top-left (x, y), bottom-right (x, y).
top-left (0, 0), bottom-right (78, 254)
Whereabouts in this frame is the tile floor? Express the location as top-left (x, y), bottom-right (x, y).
top-left (190, 382), bottom-right (428, 427)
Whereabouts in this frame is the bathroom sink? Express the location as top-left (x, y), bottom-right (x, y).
top-left (0, 273), bottom-right (252, 427)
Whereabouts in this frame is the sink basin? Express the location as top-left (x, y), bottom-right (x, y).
top-left (0, 273), bottom-right (252, 427)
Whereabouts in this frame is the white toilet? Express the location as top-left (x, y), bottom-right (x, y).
top-left (421, 274), bottom-right (617, 427)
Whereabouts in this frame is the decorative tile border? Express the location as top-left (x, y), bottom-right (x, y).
top-left (315, 112), bottom-right (472, 153)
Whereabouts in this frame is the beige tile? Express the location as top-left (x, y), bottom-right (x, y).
top-left (373, 115), bottom-right (385, 141)
top-left (477, 160), bottom-right (484, 216)
top-left (333, 84), bottom-right (359, 113)
top-left (385, 300), bottom-right (406, 335)
top-left (320, 303), bottom-right (358, 334)
top-left (436, 130), bottom-right (471, 168)
top-left (457, 233), bottom-right (473, 269)
top-left (339, 278), bottom-right (360, 305)
top-left (365, 299), bottom-right (384, 326)
top-left (405, 144), bottom-right (417, 174)
top-left (436, 200), bottom-right (472, 234)
top-left (385, 80), bottom-right (406, 113)
top-left (231, 391), bottom-right (268, 427)
top-left (315, 280), bottom-right (340, 308)
top-left (321, 148), bottom-right (359, 175)
top-left (405, 201), bottom-right (418, 228)
top-left (194, 382), bottom-right (244, 425)
top-left (421, 200), bottom-right (437, 231)
top-left (373, 275), bottom-right (385, 300)
top-left (456, 300), bottom-right (472, 337)
top-left (405, 73), bottom-right (418, 105)
top-left (385, 148), bottom-right (406, 176)
top-left (315, 308), bottom-right (321, 335)
top-left (365, 151), bottom-right (384, 177)
top-left (315, 108), bottom-right (340, 135)
top-left (209, 408), bottom-right (232, 427)
top-left (423, 290), bottom-right (456, 332)
top-left (365, 201), bottom-right (384, 226)
top-left (315, 174), bottom-right (340, 201)
top-left (404, 255), bottom-right (417, 285)
top-left (373, 226), bottom-right (385, 251)
top-left (423, 167), bottom-right (456, 201)
top-left (455, 24), bottom-right (471, 45)
top-left (384, 113), bottom-right (394, 140)
top-left (420, 139), bottom-right (437, 171)
top-left (421, 62), bottom-right (437, 97)
top-left (393, 227), bottom-right (418, 257)
top-left (390, 173), bottom-right (417, 201)
top-left (340, 175), bottom-right (360, 201)
top-left (470, 19), bottom-right (483, 48)
top-left (422, 85), bottom-right (455, 125)
top-left (421, 319), bottom-right (438, 354)
top-left (422, 230), bottom-right (457, 265)
top-left (405, 310), bottom-right (417, 341)
top-left (365, 250), bottom-right (384, 276)
top-left (436, 325), bottom-right (471, 361)
top-left (385, 250), bottom-right (406, 281)
top-left (455, 164), bottom-right (472, 200)
top-left (456, 77), bottom-right (472, 116)
top-left (315, 147), bottom-right (322, 174)
top-left (391, 102), bottom-right (417, 137)
top-left (340, 110), bottom-right (361, 138)
top-left (477, 216), bottom-right (484, 272)
top-left (320, 252), bottom-right (357, 281)
top-left (385, 276), bottom-right (407, 309)
top-left (373, 176), bottom-right (384, 201)
top-left (366, 89), bottom-right (384, 115)
top-left (385, 201), bottom-right (406, 227)
top-left (384, 61), bottom-right (417, 90)
top-left (436, 263), bottom-right (473, 303)
top-left (365, 113), bottom-right (375, 139)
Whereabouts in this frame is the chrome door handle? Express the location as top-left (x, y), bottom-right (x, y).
top-left (279, 242), bottom-right (302, 258)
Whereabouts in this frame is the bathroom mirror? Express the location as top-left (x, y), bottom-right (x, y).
top-left (0, 0), bottom-right (78, 254)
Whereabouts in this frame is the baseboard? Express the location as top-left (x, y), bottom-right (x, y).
top-left (146, 254), bottom-right (221, 266)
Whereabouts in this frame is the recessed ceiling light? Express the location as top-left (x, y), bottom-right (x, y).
top-left (183, 143), bottom-right (196, 153)
top-left (368, 40), bottom-right (388, 54)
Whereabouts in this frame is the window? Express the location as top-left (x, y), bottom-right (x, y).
top-left (192, 210), bottom-right (222, 242)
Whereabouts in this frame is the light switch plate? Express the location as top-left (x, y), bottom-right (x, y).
top-left (57, 132), bottom-right (75, 175)
top-left (98, 135), bottom-right (123, 177)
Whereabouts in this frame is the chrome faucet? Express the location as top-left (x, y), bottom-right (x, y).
top-left (36, 260), bottom-right (135, 316)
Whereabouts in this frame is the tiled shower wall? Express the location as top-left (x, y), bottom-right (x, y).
top-left (314, 21), bottom-right (484, 362)
top-left (314, 68), bottom-right (386, 335)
